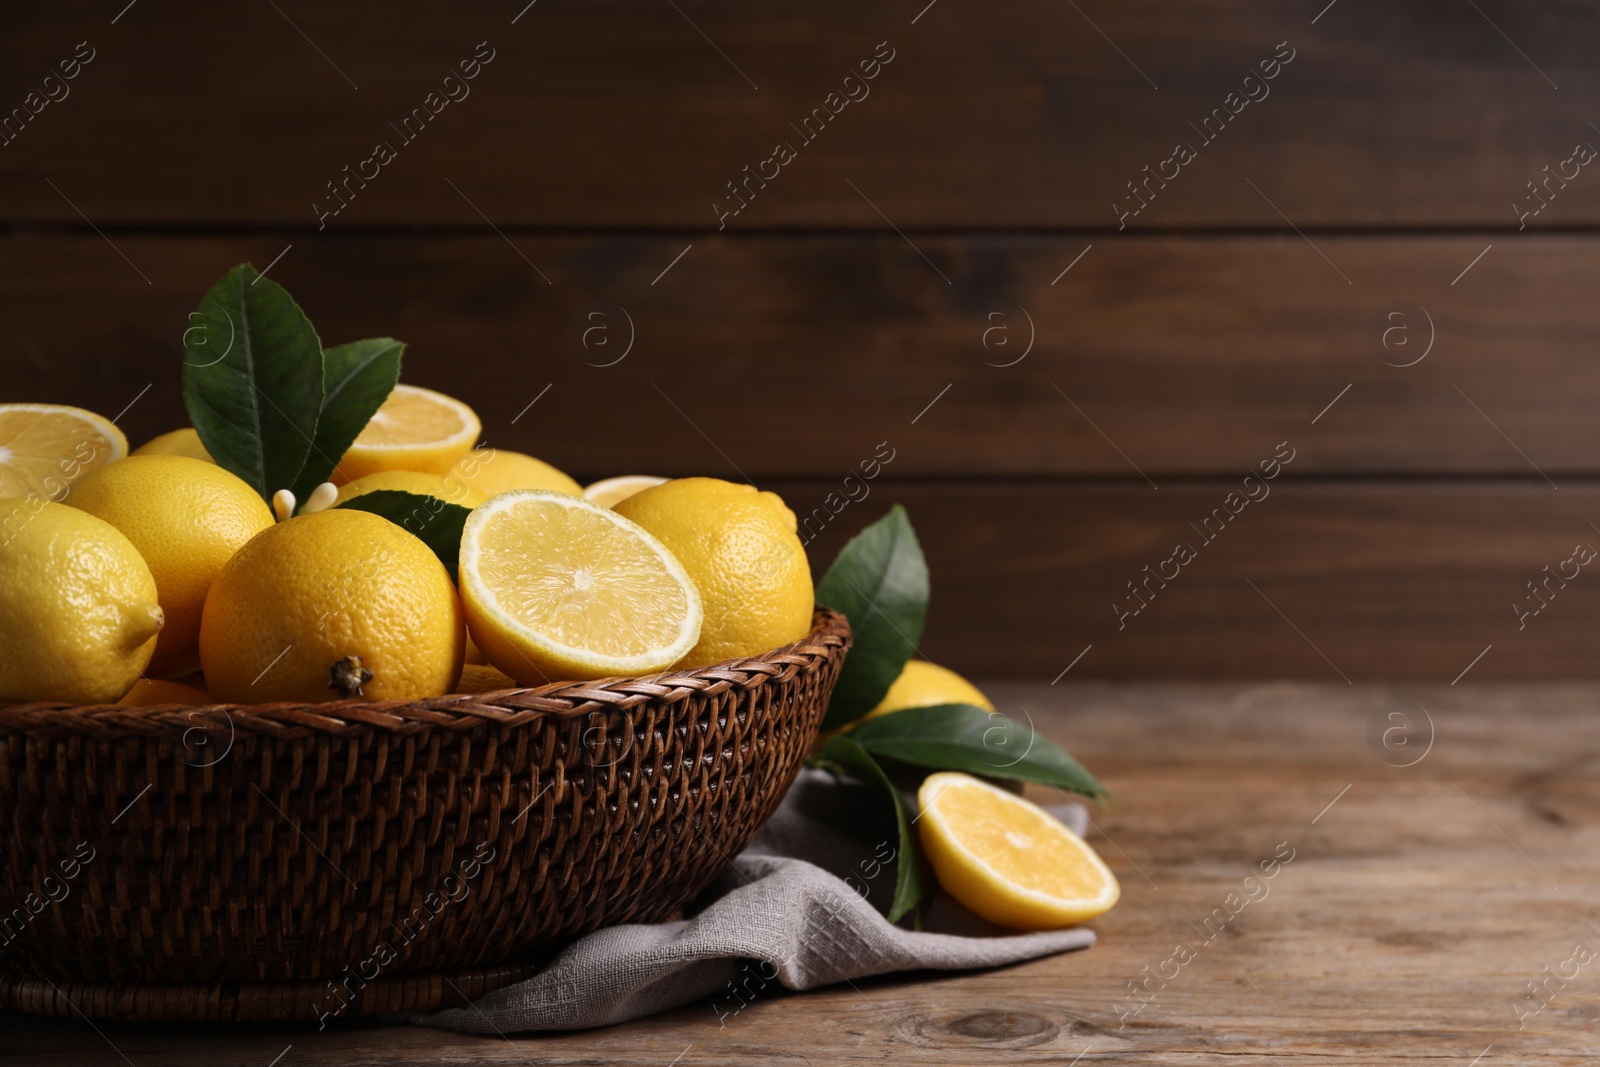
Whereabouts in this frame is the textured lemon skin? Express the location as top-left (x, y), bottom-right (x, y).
top-left (66, 455), bottom-right (273, 679)
top-left (131, 428), bottom-right (214, 463)
top-left (917, 772), bottom-right (1120, 931)
top-left (459, 490), bottom-right (703, 685)
top-left (199, 509), bottom-right (464, 704)
top-left (334, 469), bottom-right (487, 509)
top-left (454, 449), bottom-right (581, 497)
top-left (117, 678), bottom-right (211, 706)
top-left (0, 500), bottom-right (162, 703)
top-left (614, 477), bottom-right (812, 668)
top-left (336, 384), bottom-right (480, 482)
top-left (864, 660), bottom-right (995, 722)
top-left (453, 663), bottom-right (517, 694)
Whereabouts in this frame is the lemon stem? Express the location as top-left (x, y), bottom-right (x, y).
top-left (328, 655), bottom-right (373, 698)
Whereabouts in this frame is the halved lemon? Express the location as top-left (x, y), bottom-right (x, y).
top-left (336, 384), bottom-right (480, 482)
top-left (583, 474), bottom-right (667, 509)
top-left (458, 490), bottom-right (703, 683)
top-left (918, 771), bottom-right (1120, 930)
top-left (0, 403), bottom-right (127, 500)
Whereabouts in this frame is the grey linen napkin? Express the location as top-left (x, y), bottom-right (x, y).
top-left (413, 769), bottom-right (1097, 1033)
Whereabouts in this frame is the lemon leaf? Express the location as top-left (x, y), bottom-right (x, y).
top-left (815, 505), bottom-right (928, 731)
top-left (335, 490), bottom-right (470, 580)
top-left (849, 703), bottom-right (1108, 801)
top-left (184, 265), bottom-right (324, 502)
top-left (182, 264), bottom-right (324, 504)
top-left (290, 338), bottom-right (404, 505)
top-left (811, 734), bottom-right (934, 924)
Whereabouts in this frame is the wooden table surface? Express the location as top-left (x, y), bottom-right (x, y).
top-left (5, 682), bottom-right (1597, 1065)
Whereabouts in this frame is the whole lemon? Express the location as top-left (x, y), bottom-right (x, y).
top-left (131, 428), bottom-right (214, 463)
top-left (66, 455), bottom-right (274, 678)
top-left (863, 660), bottom-right (994, 722)
top-left (452, 448), bottom-right (581, 497)
top-left (0, 500), bottom-right (164, 703)
top-left (199, 509), bottom-right (464, 703)
top-left (614, 477), bottom-right (812, 667)
top-left (335, 469), bottom-right (487, 509)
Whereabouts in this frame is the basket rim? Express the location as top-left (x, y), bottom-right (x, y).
top-left (0, 607), bottom-right (850, 739)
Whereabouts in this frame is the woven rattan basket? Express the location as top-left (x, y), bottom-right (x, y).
top-left (0, 609), bottom-right (849, 1023)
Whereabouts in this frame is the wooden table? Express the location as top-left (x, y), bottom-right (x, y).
top-left (5, 682), bottom-right (1596, 1065)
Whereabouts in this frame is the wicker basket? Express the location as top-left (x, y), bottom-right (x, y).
top-left (0, 609), bottom-right (850, 1022)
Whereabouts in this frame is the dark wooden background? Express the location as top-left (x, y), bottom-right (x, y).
top-left (6, 1), bottom-right (1600, 681)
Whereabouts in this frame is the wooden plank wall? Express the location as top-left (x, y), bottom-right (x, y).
top-left (4, 1), bottom-right (1599, 680)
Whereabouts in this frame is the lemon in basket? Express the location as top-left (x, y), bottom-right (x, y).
top-left (200, 508), bottom-right (464, 703)
top-left (458, 490), bottom-right (702, 684)
top-left (452, 448), bottom-right (581, 498)
top-left (0, 402), bottom-right (127, 500)
top-left (132, 427), bottom-right (214, 463)
top-left (582, 474), bottom-right (666, 509)
top-left (918, 772), bottom-right (1120, 930)
top-left (0, 500), bottom-right (164, 704)
top-left (335, 469), bottom-right (487, 509)
top-left (66, 455), bottom-right (274, 678)
top-left (335, 384), bottom-right (480, 482)
top-left (614, 478), bottom-right (811, 667)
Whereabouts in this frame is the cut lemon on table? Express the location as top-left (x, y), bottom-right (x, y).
top-left (583, 474), bottom-right (666, 509)
top-left (458, 489), bottom-right (703, 684)
top-left (336, 384), bottom-right (481, 482)
top-left (0, 403), bottom-right (127, 500)
top-left (917, 771), bottom-right (1120, 930)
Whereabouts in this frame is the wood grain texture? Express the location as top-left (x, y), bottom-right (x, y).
top-left (785, 480), bottom-right (1600, 682)
top-left (5, 2), bottom-right (1600, 227)
top-left (3, 682), bottom-right (1595, 1063)
top-left (4, 232), bottom-right (1597, 478)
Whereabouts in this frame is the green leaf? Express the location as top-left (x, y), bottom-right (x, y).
top-left (810, 734), bottom-right (934, 924)
top-left (815, 505), bottom-right (928, 731)
top-left (335, 490), bottom-right (471, 580)
top-left (849, 703), bottom-right (1108, 801)
top-left (289, 338), bottom-right (404, 505)
top-left (182, 264), bottom-right (324, 504)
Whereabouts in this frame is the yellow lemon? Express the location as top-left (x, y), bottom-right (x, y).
top-left (764, 493), bottom-right (798, 531)
top-left (464, 632), bottom-right (487, 665)
top-left (613, 477), bottom-right (812, 668)
top-left (334, 469), bottom-right (487, 509)
top-left (453, 448), bottom-right (581, 497)
top-left (200, 509), bottom-right (464, 703)
top-left (0, 500), bottom-right (163, 703)
top-left (118, 678), bottom-right (211, 706)
top-left (0, 403), bottom-right (127, 501)
top-left (459, 490), bottom-right (702, 683)
top-left (132, 428), bottom-right (214, 463)
top-left (864, 660), bottom-right (994, 722)
top-left (66, 455), bottom-right (274, 679)
top-left (582, 475), bottom-right (666, 509)
top-left (454, 663), bottom-right (518, 694)
top-left (336, 384), bottom-right (480, 483)
top-left (918, 772), bottom-right (1120, 930)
